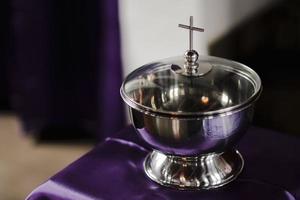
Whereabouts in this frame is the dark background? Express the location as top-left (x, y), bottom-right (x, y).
top-left (210, 0), bottom-right (300, 135)
top-left (0, 0), bottom-right (124, 142)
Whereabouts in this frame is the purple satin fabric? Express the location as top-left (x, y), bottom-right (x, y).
top-left (26, 126), bottom-right (300, 200)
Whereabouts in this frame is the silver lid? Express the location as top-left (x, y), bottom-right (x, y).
top-left (120, 17), bottom-right (262, 117)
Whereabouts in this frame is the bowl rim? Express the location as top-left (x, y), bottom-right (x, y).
top-left (120, 55), bottom-right (262, 118)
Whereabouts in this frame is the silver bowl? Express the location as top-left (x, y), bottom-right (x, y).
top-left (121, 55), bottom-right (262, 189)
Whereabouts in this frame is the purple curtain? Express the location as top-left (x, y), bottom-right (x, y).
top-left (0, 0), bottom-right (11, 111)
top-left (6, 0), bottom-right (125, 140)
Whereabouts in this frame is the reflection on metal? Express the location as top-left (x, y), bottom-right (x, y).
top-left (120, 16), bottom-right (262, 190)
top-left (201, 96), bottom-right (209, 105)
top-left (144, 150), bottom-right (244, 189)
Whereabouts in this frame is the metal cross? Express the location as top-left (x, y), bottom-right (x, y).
top-left (178, 16), bottom-right (204, 51)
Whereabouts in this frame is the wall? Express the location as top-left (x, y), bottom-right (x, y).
top-left (119, 0), bottom-right (278, 76)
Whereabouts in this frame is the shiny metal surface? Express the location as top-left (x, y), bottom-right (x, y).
top-left (181, 50), bottom-right (212, 76)
top-left (121, 55), bottom-right (261, 117)
top-left (120, 16), bottom-right (262, 190)
top-left (178, 16), bottom-right (211, 76)
top-left (144, 150), bottom-right (244, 189)
top-left (121, 56), bottom-right (261, 188)
top-left (130, 105), bottom-right (253, 156)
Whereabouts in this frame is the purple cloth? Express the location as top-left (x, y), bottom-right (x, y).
top-left (8, 0), bottom-right (124, 140)
top-left (26, 126), bottom-right (300, 200)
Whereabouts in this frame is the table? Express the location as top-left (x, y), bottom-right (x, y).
top-left (26, 126), bottom-right (300, 200)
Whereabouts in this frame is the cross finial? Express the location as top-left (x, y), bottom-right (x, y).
top-left (178, 16), bottom-right (204, 51)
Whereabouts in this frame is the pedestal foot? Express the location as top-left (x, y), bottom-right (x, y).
top-left (144, 149), bottom-right (244, 190)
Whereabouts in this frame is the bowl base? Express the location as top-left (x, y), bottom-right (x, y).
top-left (144, 149), bottom-right (244, 190)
